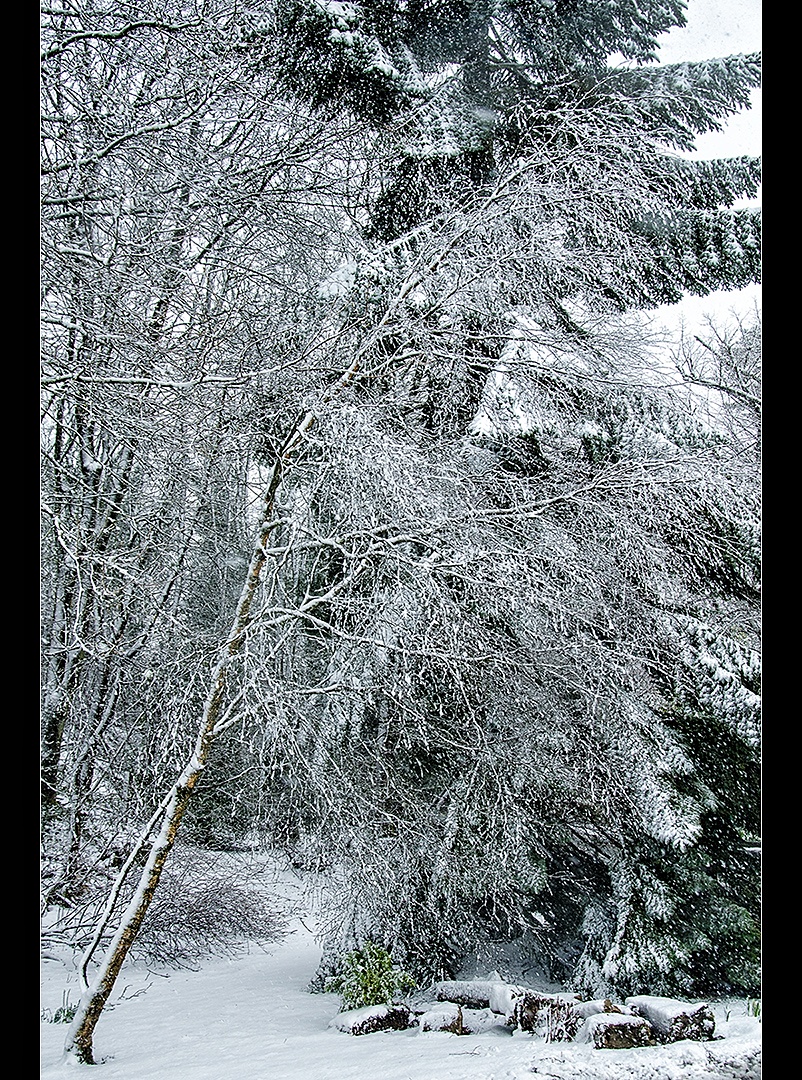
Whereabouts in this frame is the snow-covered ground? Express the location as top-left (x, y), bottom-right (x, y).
top-left (40, 867), bottom-right (761, 1080)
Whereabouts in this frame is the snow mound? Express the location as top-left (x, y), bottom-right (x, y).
top-left (530, 1035), bottom-right (761, 1079)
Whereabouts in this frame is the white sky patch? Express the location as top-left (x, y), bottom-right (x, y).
top-left (648, 283), bottom-right (761, 343)
top-left (656, 0), bottom-right (762, 161)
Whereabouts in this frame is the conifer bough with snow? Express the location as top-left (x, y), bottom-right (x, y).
top-left (40, 0), bottom-right (760, 1065)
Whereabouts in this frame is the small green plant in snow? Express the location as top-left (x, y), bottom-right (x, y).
top-left (325, 941), bottom-right (415, 1011)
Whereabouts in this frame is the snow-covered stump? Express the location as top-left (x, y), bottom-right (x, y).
top-left (574, 1012), bottom-right (657, 1049)
top-left (625, 995), bottom-right (716, 1042)
top-left (328, 1003), bottom-right (412, 1035)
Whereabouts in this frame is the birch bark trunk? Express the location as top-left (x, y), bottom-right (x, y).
top-left (60, 206), bottom-right (466, 1063)
top-left (62, 378), bottom-right (353, 1063)
top-left (62, 459), bottom-right (285, 1064)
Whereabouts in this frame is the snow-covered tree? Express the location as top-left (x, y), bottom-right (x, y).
top-left (244, 310), bottom-right (760, 992)
top-left (231, 0), bottom-right (761, 993)
top-left (41, 0), bottom-right (760, 1062)
top-left (41, 0), bottom-right (371, 1061)
top-left (259, 0), bottom-right (760, 309)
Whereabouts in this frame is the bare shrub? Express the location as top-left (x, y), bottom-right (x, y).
top-left (132, 846), bottom-right (294, 968)
top-left (42, 843), bottom-right (294, 970)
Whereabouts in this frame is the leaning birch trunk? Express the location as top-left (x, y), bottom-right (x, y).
top-left (61, 214), bottom-right (483, 1063)
top-left (61, 413), bottom-right (312, 1065)
top-left (61, 324), bottom-right (374, 1064)
top-left (62, 497), bottom-right (272, 1061)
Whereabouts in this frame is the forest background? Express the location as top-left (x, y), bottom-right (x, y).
top-left (40, 0), bottom-right (761, 1067)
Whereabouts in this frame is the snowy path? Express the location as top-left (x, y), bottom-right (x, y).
top-left (41, 918), bottom-right (761, 1079)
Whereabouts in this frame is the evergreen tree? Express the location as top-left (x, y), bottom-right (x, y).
top-left (255, 0), bottom-right (760, 308)
top-left (237, 0), bottom-right (761, 994)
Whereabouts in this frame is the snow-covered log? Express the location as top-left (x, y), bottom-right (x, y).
top-left (625, 995), bottom-right (716, 1042)
top-left (328, 1003), bottom-right (412, 1035)
top-left (574, 1012), bottom-right (657, 1049)
top-left (433, 980), bottom-right (583, 1039)
top-left (510, 991), bottom-right (584, 1040)
top-left (573, 998), bottom-right (631, 1019)
top-left (418, 1003), bottom-right (503, 1034)
top-left (433, 979), bottom-right (498, 1010)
